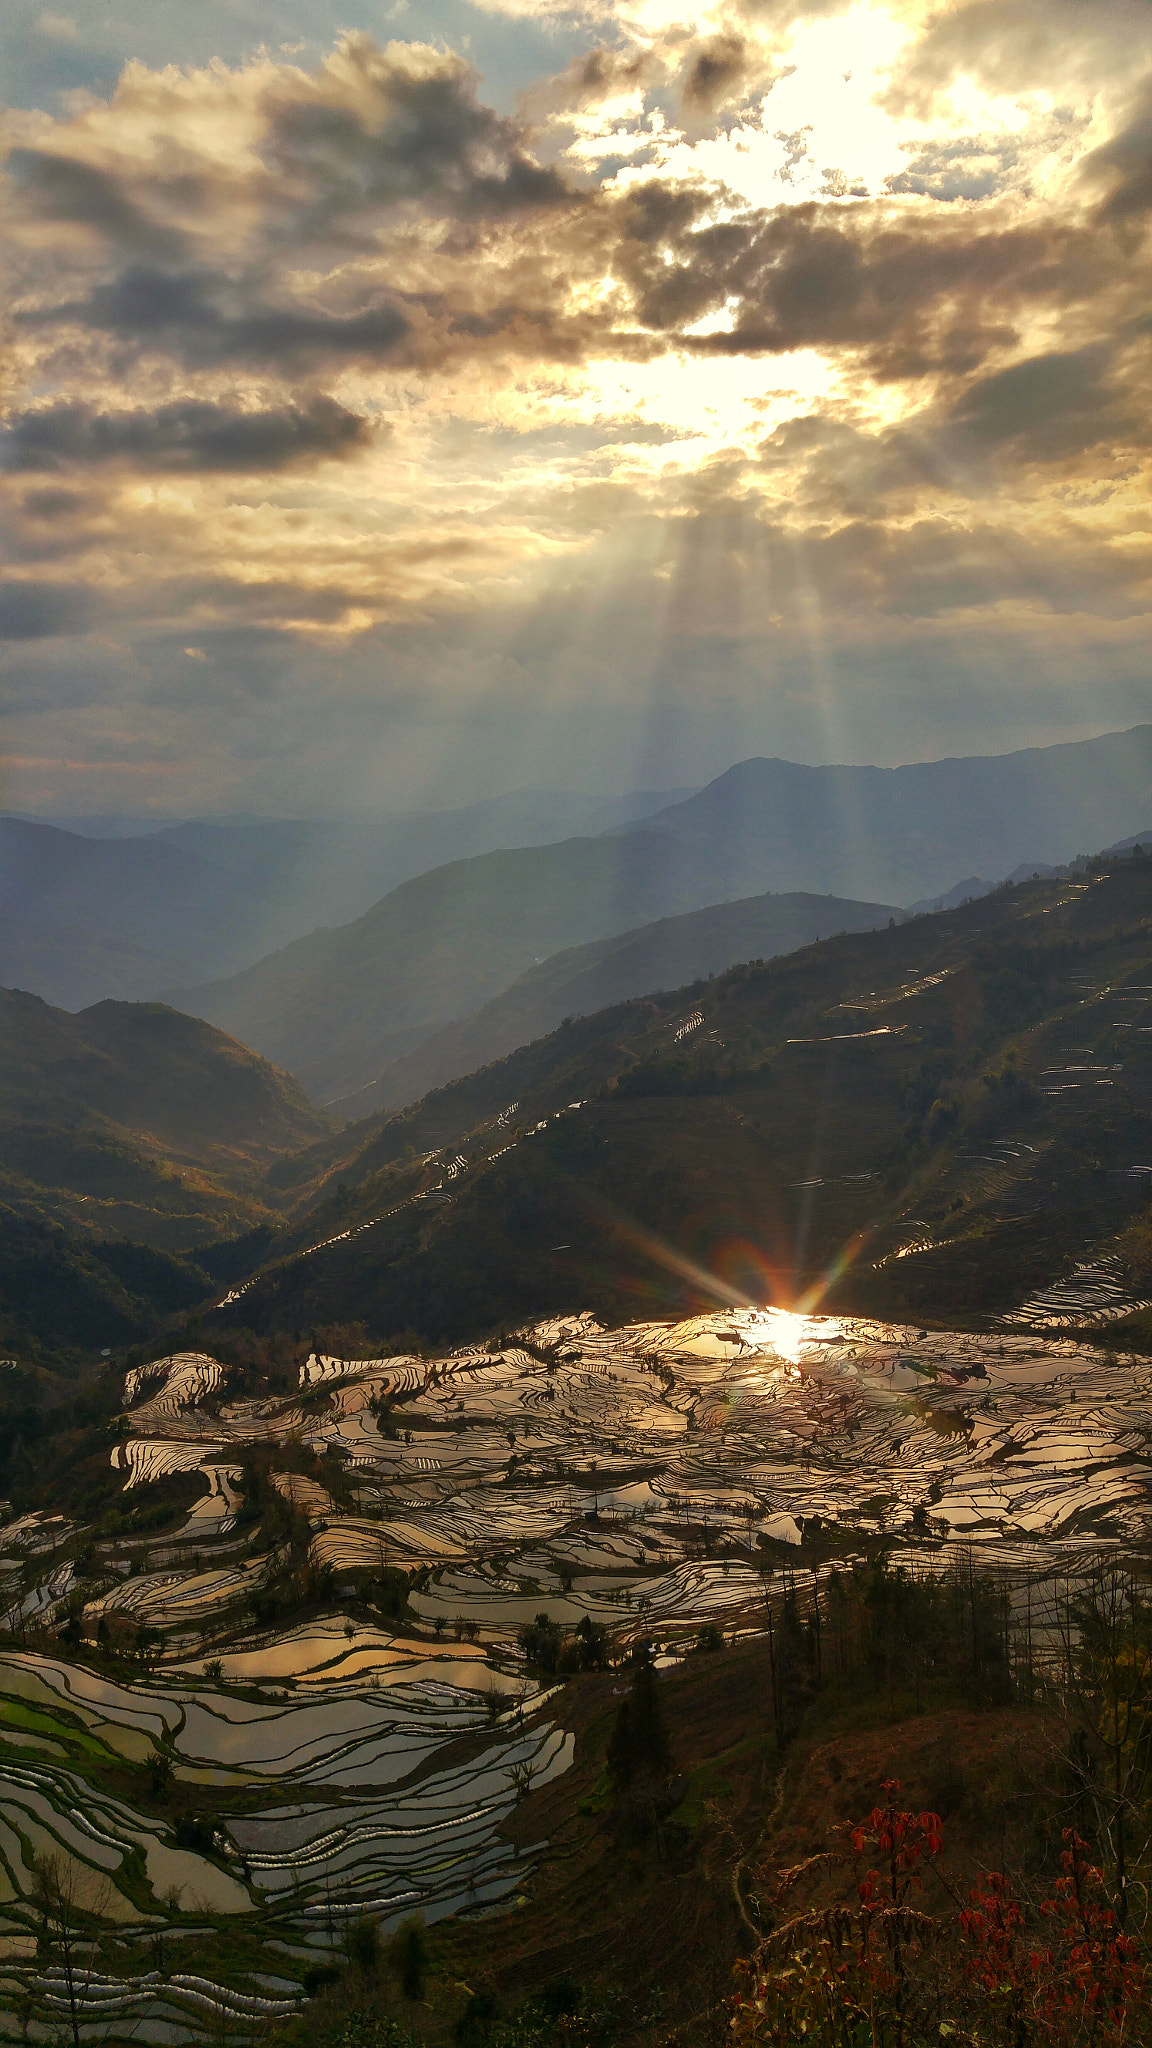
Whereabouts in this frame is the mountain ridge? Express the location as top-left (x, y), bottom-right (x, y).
top-left (0, 784), bottom-right (694, 1009)
top-left (0, 987), bottom-right (329, 1258)
top-left (328, 886), bottom-right (901, 1117)
top-left (176, 725), bottom-right (1152, 1101)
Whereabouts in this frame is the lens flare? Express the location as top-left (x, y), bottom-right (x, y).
top-left (762, 1306), bottom-right (810, 1364)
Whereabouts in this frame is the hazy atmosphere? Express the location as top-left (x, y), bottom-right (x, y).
top-left (3, 0), bottom-right (1151, 816)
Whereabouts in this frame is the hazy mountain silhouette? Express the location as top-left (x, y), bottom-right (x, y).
top-left (0, 786), bottom-right (692, 1008)
top-left (211, 849), bottom-right (1152, 1348)
top-left (178, 726), bottom-right (1152, 1102)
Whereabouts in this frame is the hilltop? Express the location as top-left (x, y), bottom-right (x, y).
top-left (0, 989), bottom-right (328, 1362)
top-left (329, 887), bottom-right (900, 1118)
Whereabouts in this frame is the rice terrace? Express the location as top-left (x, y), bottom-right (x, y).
top-left (3, 1285), bottom-right (1152, 2042)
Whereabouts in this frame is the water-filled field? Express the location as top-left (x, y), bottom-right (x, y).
top-left (2, 1306), bottom-right (1149, 2039)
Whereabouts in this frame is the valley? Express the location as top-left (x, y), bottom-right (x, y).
top-left (3, 816), bottom-right (1152, 2046)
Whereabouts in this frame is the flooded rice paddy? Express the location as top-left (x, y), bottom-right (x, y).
top-left (2, 1306), bottom-right (1151, 2038)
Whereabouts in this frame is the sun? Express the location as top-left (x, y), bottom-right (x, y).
top-left (764, 1306), bottom-right (813, 1364)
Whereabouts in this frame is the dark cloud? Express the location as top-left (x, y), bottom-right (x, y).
top-left (26, 265), bottom-right (413, 369)
top-left (613, 186), bottom-right (1080, 378)
top-left (7, 40), bottom-right (585, 376)
top-left (1, 395), bottom-right (371, 472)
top-left (3, 24), bottom-right (1151, 823)
top-left (1084, 77), bottom-right (1152, 223)
top-left (6, 148), bottom-right (188, 257)
top-left (13, 35), bottom-right (1140, 394)
top-left (946, 345), bottom-right (1123, 454)
top-left (0, 580), bottom-right (97, 639)
top-left (680, 34), bottom-right (752, 114)
top-left (19, 488), bottom-right (90, 521)
top-left (754, 335), bottom-right (1151, 527)
top-left (263, 37), bottom-right (574, 231)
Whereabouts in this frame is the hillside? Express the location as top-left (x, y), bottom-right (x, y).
top-left (176, 830), bottom-right (748, 1102)
top-left (179, 726), bottom-right (1152, 1104)
top-left (209, 852), bottom-right (1152, 1347)
top-left (0, 988), bottom-right (328, 1260)
top-left (331, 887), bottom-right (900, 1116)
top-left (0, 818), bottom-right (265, 1008)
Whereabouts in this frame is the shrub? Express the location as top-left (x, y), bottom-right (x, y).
top-left (518, 1612), bottom-right (562, 1674)
top-left (731, 1788), bottom-right (1145, 2048)
top-left (345, 1915), bottom-right (382, 1974)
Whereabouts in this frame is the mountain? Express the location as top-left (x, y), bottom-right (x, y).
top-left (0, 818), bottom-right (262, 1009)
top-left (206, 848), bottom-right (1152, 1349)
top-left (333, 887), bottom-right (900, 1118)
top-left (905, 824), bottom-right (1152, 915)
top-left (619, 726), bottom-right (1152, 904)
top-left (173, 830), bottom-right (750, 1102)
top-left (0, 987), bottom-right (328, 1256)
top-left (179, 726), bottom-right (1152, 1104)
top-left (0, 787), bottom-right (691, 1009)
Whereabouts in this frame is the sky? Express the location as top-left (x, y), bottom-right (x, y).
top-left (1, 0), bottom-right (1150, 818)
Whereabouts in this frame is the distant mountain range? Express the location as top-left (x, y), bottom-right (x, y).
top-left (178, 725), bottom-right (1152, 1104)
top-left (0, 786), bottom-right (692, 1008)
top-left (905, 827), bottom-right (1152, 914)
top-left (6, 835), bottom-right (1152, 1364)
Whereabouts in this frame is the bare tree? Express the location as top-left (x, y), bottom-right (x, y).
top-left (33, 1851), bottom-right (109, 2048)
top-left (508, 1756), bottom-right (534, 1801)
top-left (1055, 1557), bottom-right (1152, 1924)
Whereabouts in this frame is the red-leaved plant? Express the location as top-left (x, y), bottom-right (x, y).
top-left (732, 1799), bottom-right (1145, 2048)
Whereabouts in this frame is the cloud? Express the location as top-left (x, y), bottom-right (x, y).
top-left (679, 33), bottom-right (753, 115)
top-left (2, 19), bottom-right (1152, 820)
top-left (1083, 76), bottom-right (1152, 223)
top-left (0, 580), bottom-right (97, 639)
top-left (944, 344), bottom-right (1133, 457)
top-left (885, 134), bottom-right (1022, 204)
top-left (612, 185), bottom-right (1096, 381)
top-left (7, 147), bottom-right (188, 257)
top-left (1, 394), bottom-right (372, 471)
top-left (883, 0), bottom-right (1152, 119)
top-left (23, 265), bottom-right (416, 370)
top-left (35, 12), bottom-right (80, 40)
top-left (8, 28), bottom-right (1141, 394)
top-left (262, 36), bottom-right (575, 228)
top-left (521, 42), bottom-right (659, 119)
